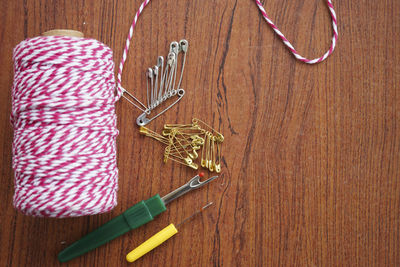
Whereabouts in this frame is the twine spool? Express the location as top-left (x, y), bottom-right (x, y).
top-left (11, 30), bottom-right (119, 218)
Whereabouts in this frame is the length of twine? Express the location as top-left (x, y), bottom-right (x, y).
top-left (254, 0), bottom-right (338, 64)
top-left (12, 36), bottom-right (119, 218)
top-left (117, 0), bottom-right (338, 91)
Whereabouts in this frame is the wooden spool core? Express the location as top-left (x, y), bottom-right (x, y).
top-left (42, 29), bottom-right (84, 38)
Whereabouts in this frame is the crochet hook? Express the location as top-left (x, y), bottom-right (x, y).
top-left (126, 202), bottom-right (213, 263)
top-left (58, 173), bottom-right (218, 262)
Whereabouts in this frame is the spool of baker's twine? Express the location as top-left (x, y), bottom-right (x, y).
top-left (12, 30), bottom-right (119, 217)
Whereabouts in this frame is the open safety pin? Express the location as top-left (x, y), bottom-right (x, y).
top-left (136, 88), bottom-right (185, 126)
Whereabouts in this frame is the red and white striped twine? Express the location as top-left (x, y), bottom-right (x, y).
top-left (117, 0), bottom-right (338, 90)
top-left (254, 0), bottom-right (338, 64)
top-left (117, 0), bottom-right (151, 96)
top-left (12, 36), bottom-right (119, 217)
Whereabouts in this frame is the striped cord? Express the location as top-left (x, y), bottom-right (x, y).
top-left (254, 0), bottom-right (338, 64)
top-left (117, 0), bottom-right (338, 91)
top-left (12, 36), bottom-right (119, 217)
top-left (117, 0), bottom-right (151, 98)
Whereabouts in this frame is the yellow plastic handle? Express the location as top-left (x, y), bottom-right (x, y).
top-left (126, 223), bottom-right (178, 263)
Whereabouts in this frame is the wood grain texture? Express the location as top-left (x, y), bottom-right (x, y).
top-left (0, 0), bottom-right (399, 266)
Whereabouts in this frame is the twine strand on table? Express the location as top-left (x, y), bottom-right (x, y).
top-left (117, 0), bottom-right (338, 92)
top-left (254, 0), bottom-right (338, 64)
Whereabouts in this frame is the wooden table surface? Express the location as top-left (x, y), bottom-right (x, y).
top-left (1, 0), bottom-right (399, 266)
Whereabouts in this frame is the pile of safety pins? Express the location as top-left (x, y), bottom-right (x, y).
top-left (139, 118), bottom-right (223, 172)
top-left (122, 40), bottom-right (188, 127)
top-left (121, 40), bottom-right (224, 172)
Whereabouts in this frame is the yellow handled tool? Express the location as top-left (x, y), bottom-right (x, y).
top-left (126, 224), bottom-right (178, 263)
top-left (126, 202), bottom-right (213, 263)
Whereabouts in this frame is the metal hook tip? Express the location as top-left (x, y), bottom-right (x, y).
top-left (192, 175), bottom-right (219, 187)
top-left (203, 175), bottom-right (218, 184)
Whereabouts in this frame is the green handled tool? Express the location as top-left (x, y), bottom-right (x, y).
top-left (58, 173), bottom-right (218, 262)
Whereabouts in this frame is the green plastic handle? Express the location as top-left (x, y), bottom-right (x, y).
top-left (58, 194), bottom-right (166, 263)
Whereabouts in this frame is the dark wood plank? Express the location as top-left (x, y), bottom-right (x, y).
top-left (0, 0), bottom-right (399, 266)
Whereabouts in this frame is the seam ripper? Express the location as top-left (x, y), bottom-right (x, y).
top-left (126, 202), bottom-right (213, 263)
top-left (58, 173), bottom-right (218, 262)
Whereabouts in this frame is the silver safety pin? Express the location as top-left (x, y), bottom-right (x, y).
top-left (157, 56), bottom-right (165, 100)
top-left (161, 173), bottom-right (219, 205)
top-left (136, 88), bottom-right (185, 126)
top-left (177, 40), bottom-right (188, 90)
top-left (152, 66), bottom-right (159, 107)
top-left (146, 68), bottom-right (153, 108)
top-left (121, 40), bottom-right (189, 126)
top-left (121, 89), bottom-right (147, 112)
